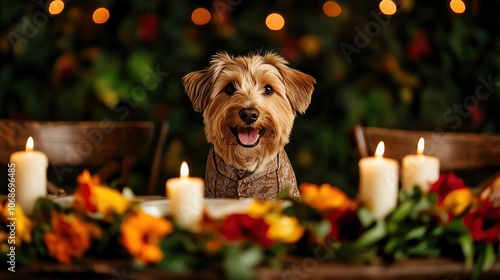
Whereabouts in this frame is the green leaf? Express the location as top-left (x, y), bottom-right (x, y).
top-left (481, 243), bottom-right (496, 273)
top-left (313, 220), bottom-right (332, 240)
top-left (406, 240), bottom-right (441, 257)
top-left (357, 207), bottom-right (374, 228)
top-left (458, 234), bottom-right (474, 270)
top-left (354, 220), bottom-right (386, 248)
top-left (224, 245), bottom-right (264, 280)
top-left (404, 226), bottom-right (427, 241)
top-left (276, 187), bottom-right (291, 200)
top-left (472, 242), bottom-right (495, 280)
top-left (31, 198), bottom-right (59, 224)
top-left (390, 199), bottom-right (416, 222)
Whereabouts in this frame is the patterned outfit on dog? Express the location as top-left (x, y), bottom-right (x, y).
top-left (205, 147), bottom-right (300, 202)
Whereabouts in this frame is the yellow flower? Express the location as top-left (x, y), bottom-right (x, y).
top-left (246, 201), bottom-right (304, 243)
top-left (443, 188), bottom-right (474, 216)
top-left (120, 210), bottom-right (173, 264)
top-left (265, 213), bottom-right (304, 243)
top-left (44, 213), bottom-right (95, 264)
top-left (247, 200), bottom-right (278, 218)
top-left (0, 200), bottom-right (32, 246)
top-left (73, 169), bottom-right (131, 220)
top-left (300, 183), bottom-right (357, 212)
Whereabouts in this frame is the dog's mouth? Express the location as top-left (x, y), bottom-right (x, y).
top-left (230, 127), bottom-right (266, 148)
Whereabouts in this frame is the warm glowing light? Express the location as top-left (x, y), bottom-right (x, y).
top-left (375, 141), bottom-right (385, 158)
top-left (48, 0), bottom-right (65, 15)
top-left (92, 7), bottom-right (110, 24)
top-left (379, 0), bottom-right (397, 16)
top-left (417, 137), bottom-right (425, 155)
top-left (450, 0), bottom-right (466, 14)
top-left (191, 8), bottom-right (211, 25)
top-left (26, 137), bottom-right (34, 152)
top-left (265, 13), bottom-right (285, 31)
top-left (323, 1), bottom-right (341, 17)
top-left (180, 161), bottom-right (189, 178)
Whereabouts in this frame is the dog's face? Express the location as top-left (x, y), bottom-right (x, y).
top-left (183, 52), bottom-right (315, 172)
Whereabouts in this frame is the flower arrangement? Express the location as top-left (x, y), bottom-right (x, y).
top-left (1, 171), bottom-right (499, 279)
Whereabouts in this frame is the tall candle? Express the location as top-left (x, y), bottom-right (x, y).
top-left (166, 161), bottom-right (204, 232)
top-left (401, 138), bottom-right (440, 193)
top-left (358, 141), bottom-right (399, 219)
top-left (9, 137), bottom-right (48, 215)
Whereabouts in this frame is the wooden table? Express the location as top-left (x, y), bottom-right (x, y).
top-left (2, 257), bottom-right (500, 280)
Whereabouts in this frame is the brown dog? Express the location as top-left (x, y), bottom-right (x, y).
top-left (183, 52), bottom-right (315, 201)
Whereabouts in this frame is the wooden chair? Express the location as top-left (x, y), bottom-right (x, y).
top-left (0, 120), bottom-right (168, 195)
top-left (352, 124), bottom-right (500, 187)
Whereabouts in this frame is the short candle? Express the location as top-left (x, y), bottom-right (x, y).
top-left (358, 141), bottom-right (399, 219)
top-left (401, 138), bottom-right (440, 193)
top-left (166, 161), bottom-right (204, 232)
top-left (9, 137), bottom-right (48, 215)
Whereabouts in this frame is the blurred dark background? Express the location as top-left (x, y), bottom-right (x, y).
top-left (1, 0), bottom-right (499, 196)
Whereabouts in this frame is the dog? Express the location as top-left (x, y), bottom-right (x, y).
top-left (182, 51), bottom-right (315, 201)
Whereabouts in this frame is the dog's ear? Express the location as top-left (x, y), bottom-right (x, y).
top-left (182, 68), bottom-right (213, 112)
top-left (264, 53), bottom-right (316, 114)
top-left (182, 52), bottom-right (231, 112)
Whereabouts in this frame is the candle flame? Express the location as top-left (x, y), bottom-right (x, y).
top-left (374, 141), bottom-right (385, 158)
top-left (26, 137), bottom-right (34, 152)
top-left (417, 137), bottom-right (425, 155)
top-left (180, 161), bottom-right (189, 178)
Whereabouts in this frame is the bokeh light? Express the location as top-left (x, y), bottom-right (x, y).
top-left (379, 0), bottom-right (397, 16)
top-left (450, 0), bottom-right (466, 14)
top-left (48, 0), bottom-right (65, 15)
top-left (265, 13), bottom-right (285, 31)
top-left (92, 7), bottom-right (110, 24)
top-left (191, 8), bottom-right (211, 25)
top-left (323, 1), bottom-right (341, 18)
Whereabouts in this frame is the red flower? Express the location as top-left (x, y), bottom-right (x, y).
top-left (326, 208), bottom-right (361, 243)
top-left (407, 30), bottom-right (431, 61)
top-left (470, 107), bottom-right (485, 127)
top-left (219, 214), bottom-right (273, 247)
top-left (430, 172), bottom-right (468, 205)
top-left (463, 200), bottom-right (500, 243)
top-left (138, 14), bottom-right (158, 43)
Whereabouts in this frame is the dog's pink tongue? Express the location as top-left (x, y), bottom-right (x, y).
top-left (238, 128), bottom-right (260, 146)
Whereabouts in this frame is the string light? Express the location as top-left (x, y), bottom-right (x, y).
top-left (92, 7), bottom-right (110, 24)
top-left (379, 0), bottom-right (397, 16)
top-left (191, 8), bottom-right (211, 25)
top-left (48, 0), bottom-right (64, 15)
top-left (450, 0), bottom-right (466, 14)
top-left (265, 13), bottom-right (285, 31)
top-left (323, 1), bottom-right (341, 18)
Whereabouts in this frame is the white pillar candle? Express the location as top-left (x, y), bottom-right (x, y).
top-left (166, 161), bottom-right (204, 232)
top-left (9, 137), bottom-right (48, 215)
top-left (358, 141), bottom-right (399, 219)
top-left (401, 138), bottom-right (440, 193)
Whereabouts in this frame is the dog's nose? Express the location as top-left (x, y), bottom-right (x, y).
top-left (239, 108), bottom-right (260, 124)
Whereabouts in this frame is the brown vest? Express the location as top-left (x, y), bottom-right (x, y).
top-left (204, 147), bottom-right (300, 202)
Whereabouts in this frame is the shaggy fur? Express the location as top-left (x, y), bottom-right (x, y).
top-left (183, 51), bottom-right (315, 199)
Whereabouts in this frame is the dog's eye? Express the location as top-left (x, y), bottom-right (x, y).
top-left (264, 85), bottom-right (274, 95)
top-left (225, 83), bottom-right (236, 95)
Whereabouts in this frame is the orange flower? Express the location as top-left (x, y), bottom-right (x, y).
top-left (300, 183), bottom-right (357, 212)
top-left (0, 200), bottom-right (32, 246)
top-left (76, 169), bottom-right (101, 186)
top-left (74, 169), bottom-right (131, 220)
top-left (120, 210), bottom-right (173, 264)
top-left (44, 213), bottom-right (94, 264)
